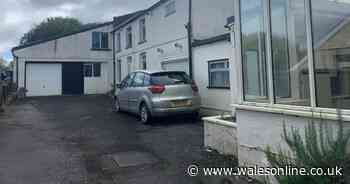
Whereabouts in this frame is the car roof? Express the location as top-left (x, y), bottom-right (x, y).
top-left (134, 70), bottom-right (186, 75)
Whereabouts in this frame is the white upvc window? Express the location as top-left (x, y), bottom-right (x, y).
top-left (139, 52), bottom-right (147, 70)
top-left (126, 26), bottom-right (133, 49)
top-left (116, 32), bottom-right (121, 52)
top-left (236, 0), bottom-right (350, 113)
top-left (139, 18), bottom-right (146, 44)
top-left (127, 56), bottom-right (133, 74)
top-left (92, 32), bottom-right (109, 49)
top-left (208, 59), bottom-right (230, 89)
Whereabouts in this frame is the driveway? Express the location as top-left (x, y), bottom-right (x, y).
top-left (0, 95), bottom-right (249, 184)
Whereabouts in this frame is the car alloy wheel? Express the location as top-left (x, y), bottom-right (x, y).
top-left (140, 104), bottom-right (150, 124)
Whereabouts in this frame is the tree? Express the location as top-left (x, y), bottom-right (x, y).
top-left (0, 58), bottom-right (7, 71)
top-left (20, 17), bottom-right (83, 45)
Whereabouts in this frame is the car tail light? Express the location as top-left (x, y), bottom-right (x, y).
top-left (191, 81), bottom-right (199, 92)
top-left (149, 85), bottom-right (165, 94)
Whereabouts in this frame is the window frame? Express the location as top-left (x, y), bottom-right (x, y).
top-left (235, 0), bottom-right (350, 116)
top-left (127, 56), bottom-right (133, 74)
top-left (139, 18), bottom-right (147, 44)
top-left (208, 59), bottom-right (231, 89)
top-left (139, 52), bottom-right (147, 70)
top-left (116, 32), bottom-right (122, 52)
top-left (126, 26), bottom-right (133, 49)
top-left (91, 32), bottom-right (109, 50)
top-left (84, 63), bottom-right (102, 78)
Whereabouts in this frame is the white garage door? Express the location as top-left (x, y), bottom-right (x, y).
top-left (161, 59), bottom-right (189, 74)
top-left (26, 63), bottom-right (62, 97)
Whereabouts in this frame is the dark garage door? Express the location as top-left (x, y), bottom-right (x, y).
top-left (62, 63), bottom-right (84, 95)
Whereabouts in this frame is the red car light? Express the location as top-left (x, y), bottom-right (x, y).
top-left (148, 85), bottom-right (165, 94)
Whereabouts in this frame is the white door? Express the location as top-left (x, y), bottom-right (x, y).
top-left (26, 63), bottom-right (62, 96)
top-left (161, 59), bottom-right (189, 74)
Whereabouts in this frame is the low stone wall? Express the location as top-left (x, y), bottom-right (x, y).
top-left (203, 116), bottom-right (238, 156)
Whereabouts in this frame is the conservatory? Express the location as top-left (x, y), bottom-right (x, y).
top-left (231, 0), bottom-right (350, 171)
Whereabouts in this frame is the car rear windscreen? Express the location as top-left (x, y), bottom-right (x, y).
top-left (151, 72), bottom-right (191, 85)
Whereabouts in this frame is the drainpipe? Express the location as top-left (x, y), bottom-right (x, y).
top-left (11, 49), bottom-right (19, 90)
top-left (112, 18), bottom-right (117, 95)
top-left (186, 0), bottom-right (194, 79)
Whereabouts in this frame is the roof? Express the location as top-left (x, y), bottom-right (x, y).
top-left (12, 12), bottom-right (140, 53)
top-left (192, 33), bottom-right (231, 47)
top-left (111, 0), bottom-right (170, 33)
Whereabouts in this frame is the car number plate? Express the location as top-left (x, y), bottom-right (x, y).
top-left (172, 100), bottom-right (192, 107)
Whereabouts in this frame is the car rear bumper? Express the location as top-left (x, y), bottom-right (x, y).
top-left (151, 106), bottom-right (200, 117)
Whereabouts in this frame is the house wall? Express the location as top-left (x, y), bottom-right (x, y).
top-left (84, 63), bottom-right (109, 94)
top-left (13, 24), bottom-right (114, 94)
top-left (236, 109), bottom-right (350, 169)
top-left (192, 0), bottom-right (234, 40)
top-left (114, 0), bottom-right (189, 82)
top-left (193, 41), bottom-right (234, 114)
top-left (191, 0), bottom-right (235, 115)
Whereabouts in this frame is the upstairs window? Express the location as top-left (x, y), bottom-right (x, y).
top-left (126, 26), bottom-right (133, 49)
top-left (165, 1), bottom-right (176, 17)
top-left (139, 18), bottom-right (147, 43)
top-left (116, 32), bottom-right (121, 52)
top-left (92, 32), bottom-right (109, 49)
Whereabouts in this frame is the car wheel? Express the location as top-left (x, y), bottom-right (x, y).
top-left (114, 98), bottom-right (121, 112)
top-left (140, 104), bottom-right (151, 124)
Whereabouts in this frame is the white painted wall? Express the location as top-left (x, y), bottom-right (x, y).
top-left (193, 41), bottom-right (234, 113)
top-left (84, 63), bottom-right (109, 94)
top-left (114, 0), bottom-right (189, 81)
top-left (192, 0), bottom-right (234, 40)
top-left (13, 24), bottom-right (114, 94)
top-left (236, 109), bottom-right (350, 169)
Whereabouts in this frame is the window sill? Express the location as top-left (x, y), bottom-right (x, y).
top-left (207, 86), bottom-right (230, 90)
top-left (232, 103), bottom-right (350, 122)
top-left (125, 47), bottom-right (132, 50)
top-left (138, 40), bottom-right (147, 45)
top-left (91, 48), bottom-right (111, 51)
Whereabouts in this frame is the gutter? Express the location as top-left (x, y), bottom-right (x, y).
top-left (186, 0), bottom-right (194, 79)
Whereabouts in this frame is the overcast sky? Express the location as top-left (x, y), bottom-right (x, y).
top-left (0, 0), bottom-right (158, 63)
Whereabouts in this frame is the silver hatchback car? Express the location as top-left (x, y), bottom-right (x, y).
top-left (114, 71), bottom-right (201, 124)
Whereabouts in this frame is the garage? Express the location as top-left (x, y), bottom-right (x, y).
top-left (26, 63), bottom-right (62, 97)
top-left (161, 58), bottom-right (189, 74)
top-left (25, 63), bottom-right (84, 97)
